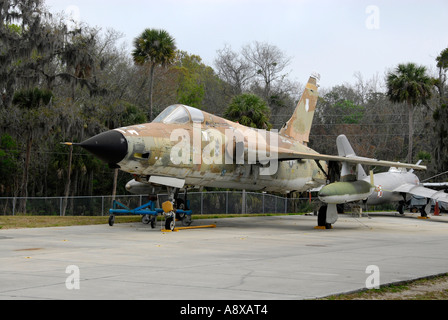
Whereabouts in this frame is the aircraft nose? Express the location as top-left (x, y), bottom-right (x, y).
top-left (80, 130), bottom-right (128, 166)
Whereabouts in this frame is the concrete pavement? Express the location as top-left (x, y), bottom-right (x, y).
top-left (1, 213), bottom-right (448, 300)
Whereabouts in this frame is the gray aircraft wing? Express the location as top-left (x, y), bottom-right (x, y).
top-left (274, 147), bottom-right (427, 171)
top-left (393, 183), bottom-right (448, 202)
top-left (422, 182), bottom-right (448, 189)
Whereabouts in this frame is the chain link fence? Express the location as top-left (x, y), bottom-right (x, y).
top-left (0, 191), bottom-right (318, 216)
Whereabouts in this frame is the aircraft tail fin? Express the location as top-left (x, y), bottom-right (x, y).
top-left (336, 134), bottom-right (367, 181)
top-left (279, 73), bottom-right (320, 145)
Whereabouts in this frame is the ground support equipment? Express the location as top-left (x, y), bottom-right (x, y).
top-left (108, 199), bottom-right (192, 230)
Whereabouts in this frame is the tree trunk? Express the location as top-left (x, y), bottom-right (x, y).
top-left (407, 102), bottom-right (414, 163)
top-left (148, 64), bottom-right (156, 121)
top-left (19, 134), bottom-right (33, 214)
top-left (62, 144), bottom-right (73, 216)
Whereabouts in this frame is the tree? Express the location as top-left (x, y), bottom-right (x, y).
top-left (0, 0), bottom-right (55, 108)
top-left (132, 28), bottom-right (176, 120)
top-left (241, 41), bottom-right (291, 102)
top-left (214, 44), bottom-right (253, 96)
top-left (174, 52), bottom-right (206, 109)
top-left (432, 48), bottom-right (448, 173)
top-left (224, 94), bottom-right (272, 129)
top-left (386, 63), bottom-right (433, 163)
top-left (0, 134), bottom-right (20, 196)
top-left (12, 87), bottom-right (54, 212)
top-left (435, 47), bottom-right (448, 100)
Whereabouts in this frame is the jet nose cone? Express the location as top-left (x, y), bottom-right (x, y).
top-left (80, 130), bottom-right (128, 165)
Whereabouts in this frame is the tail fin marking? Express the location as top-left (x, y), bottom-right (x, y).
top-left (279, 73), bottom-right (320, 145)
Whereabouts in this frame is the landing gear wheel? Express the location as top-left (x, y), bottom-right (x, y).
top-left (141, 214), bottom-right (150, 224)
top-left (150, 216), bottom-right (156, 229)
top-left (420, 206), bottom-right (428, 218)
top-left (175, 199), bottom-right (186, 220)
top-left (397, 202), bottom-right (404, 215)
top-left (108, 215), bottom-right (115, 226)
top-left (182, 215), bottom-right (192, 226)
top-left (317, 205), bottom-right (327, 227)
top-left (317, 206), bottom-right (332, 229)
top-left (165, 217), bottom-right (175, 231)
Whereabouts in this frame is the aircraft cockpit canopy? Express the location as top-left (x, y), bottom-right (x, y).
top-left (152, 104), bottom-right (204, 124)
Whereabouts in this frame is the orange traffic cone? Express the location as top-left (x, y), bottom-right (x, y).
top-left (434, 202), bottom-right (440, 216)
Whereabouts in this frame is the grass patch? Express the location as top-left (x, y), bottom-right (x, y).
top-left (0, 213), bottom-right (304, 229)
top-left (0, 215), bottom-right (140, 229)
top-left (323, 274), bottom-right (448, 300)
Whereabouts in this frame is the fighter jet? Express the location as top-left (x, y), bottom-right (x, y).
top-left (65, 74), bottom-right (426, 229)
top-left (318, 135), bottom-right (448, 225)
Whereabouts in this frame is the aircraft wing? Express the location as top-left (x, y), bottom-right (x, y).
top-left (273, 147), bottom-right (427, 171)
top-left (422, 182), bottom-right (448, 189)
top-left (393, 183), bottom-right (448, 202)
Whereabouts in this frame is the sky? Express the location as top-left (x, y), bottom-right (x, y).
top-left (43, 0), bottom-right (448, 89)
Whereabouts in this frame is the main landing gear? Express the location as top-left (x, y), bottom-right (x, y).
top-left (316, 205), bottom-right (334, 229)
top-left (163, 187), bottom-right (192, 231)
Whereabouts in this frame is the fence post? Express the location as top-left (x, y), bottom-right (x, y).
top-left (200, 192), bottom-right (203, 215)
top-left (12, 197), bottom-right (16, 216)
top-left (226, 191), bottom-right (228, 214)
top-left (274, 196), bottom-right (277, 213)
top-left (242, 190), bottom-right (246, 214)
top-left (284, 197), bottom-right (287, 213)
top-left (262, 193), bottom-right (265, 214)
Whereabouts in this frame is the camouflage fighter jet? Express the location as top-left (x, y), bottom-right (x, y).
top-left (66, 74), bottom-right (426, 229)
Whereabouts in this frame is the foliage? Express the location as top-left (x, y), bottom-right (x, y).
top-left (432, 48), bottom-right (448, 173)
top-left (132, 29), bottom-right (176, 67)
top-left (174, 52), bottom-right (206, 108)
top-left (132, 28), bottom-right (176, 120)
top-left (386, 63), bottom-right (433, 107)
top-left (0, 0), bottom-right (447, 201)
top-left (335, 100), bottom-right (365, 124)
top-left (386, 63), bottom-right (433, 163)
top-left (0, 134), bottom-right (19, 194)
top-left (224, 93), bottom-right (272, 129)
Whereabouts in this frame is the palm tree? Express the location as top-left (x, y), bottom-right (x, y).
top-left (224, 93), bottom-right (272, 129)
top-left (386, 63), bottom-right (433, 163)
top-left (132, 29), bottom-right (176, 121)
top-left (435, 48), bottom-right (448, 100)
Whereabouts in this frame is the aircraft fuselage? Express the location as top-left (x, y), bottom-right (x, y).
top-left (363, 169), bottom-right (420, 205)
top-left (113, 117), bottom-right (327, 194)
